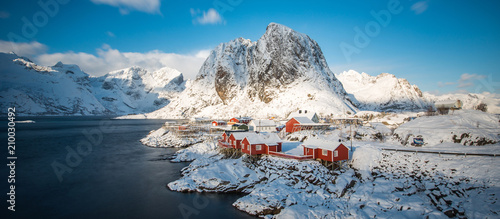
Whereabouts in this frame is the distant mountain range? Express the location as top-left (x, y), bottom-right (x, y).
top-left (1, 23), bottom-right (498, 117)
top-left (337, 70), bottom-right (499, 114)
top-left (336, 70), bottom-right (431, 111)
top-left (0, 52), bottom-right (184, 115)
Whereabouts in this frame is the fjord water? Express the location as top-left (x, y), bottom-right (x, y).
top-left (1, 117), bottom-right (252, 219)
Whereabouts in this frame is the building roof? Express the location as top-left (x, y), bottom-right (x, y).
top-left (190, 117), bottom-right (211, 122)
top-left (287, 110), bottom-right (317, 121)
top-left (244, 132), bottom-right (282, 145)
top-left (232, 117), bottom-right (252, 120)
top-left (232, 123), bottom-right (248, 127)
top-left (331, 117), bottom-right (363, 121)
top-left (302, 137), bottom-right (347, 151)
top-left (231, 132), bottom-right (259, 140)
top-left (291, 117), bottom-right (327, 126)
top-left (292, 116), bottom-right (314, 124)
top-left (435, 100), bottom-right (459, 105)
top-left (213, 120), bottom-right (226, 123)
top-left (249, 119), bottom-right (276, 127)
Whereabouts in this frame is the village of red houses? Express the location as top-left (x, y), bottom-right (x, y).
top-left (209, 110), bottom-right (351, 166)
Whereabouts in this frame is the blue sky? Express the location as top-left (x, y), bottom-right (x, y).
top-left (0, 0), bottom-right (499, 94)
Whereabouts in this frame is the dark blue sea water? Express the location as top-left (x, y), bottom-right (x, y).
top-left (0, 117), bottom-right (253, 219)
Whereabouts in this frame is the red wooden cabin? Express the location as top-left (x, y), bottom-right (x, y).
top-left (228, 132), bottom-right (255, 149)
top-left (222, 132), bottom-right (228, 142)
top-left (241, 133), bottom-right (282, 155)
top-left (229, 117), bottom-right (252, 124)
top-left (303, 139), bottom-right (349, 162)
top-left (212, 120), bottom-right (227, 126)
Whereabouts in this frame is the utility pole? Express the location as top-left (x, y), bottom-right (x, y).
top-left (350, 122), bottom-right (353, 151)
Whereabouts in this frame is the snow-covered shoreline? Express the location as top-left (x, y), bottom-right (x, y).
top-left (138, 108), bottom-right (500, 218)
top-left (164, 141), bottom-right (500, 218)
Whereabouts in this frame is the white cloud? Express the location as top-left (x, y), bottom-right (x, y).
top-left (434, 73), bottom-right (498, 93)
top-left (195, 49), bottom-right (211, 58)
top-left (457, 73), bottom-right (486, 88)
top-left (35, 44), bottom-right (210, 79)
top-left (90, 0), bottom-right (161, 15)
top-left (191, 8), bottom-right (224, 25)
top-left (436, 73), bottom-right (487, 89)
top-left (0, 40), bottom-right (48, 57)
top-left (411, 1), bottom-right (429, 15)
top-left (329, 60), bottom-right (401, 75)
top-left (459, 73), bottom-right (486, 82)
top-left (106, 31), bottom-right (115, 37)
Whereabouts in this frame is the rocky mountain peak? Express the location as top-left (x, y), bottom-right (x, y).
top-left (208, 23), bottom-right (343, 104)
top-left (262, 23), bottom-right (303, 41)
top-left (377, 72), bottom-right (395, 79)
top-left (149, 23), bottom-right (356, 118)
top-left (54, 61), bottom-right (64, 68)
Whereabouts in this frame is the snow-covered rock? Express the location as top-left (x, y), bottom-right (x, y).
top-left (147, 23), bottom-right (357, 119)
top-left (140, 126), bottom-right (205, 148)
top-left (170, 142), bottom-right (218, 162)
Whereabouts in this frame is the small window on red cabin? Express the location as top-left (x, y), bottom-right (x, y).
top-left (256, 145), bottom-right (262, 150)
top-left (334, 150), bottom-right (338, 157)
top-left (322, 149), bottom-right (327, 156)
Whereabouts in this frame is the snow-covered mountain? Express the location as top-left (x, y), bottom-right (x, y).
top-left (0, 52), bottom-right (185, 115)
top-left (90, 66), bottom-right (185, 115)
top-left (336, 70), bottom-right (500, 114)
top-left (147, 23), bottom-right (357, 119)
top-left (336, 70), bottom-right (432, 111)
top-left (0, 52), bottom-right (109, 115)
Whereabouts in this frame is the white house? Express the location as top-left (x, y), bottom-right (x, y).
top-left (435, 100), bottom-right (462, 110)
top-left (248, 120), bottom-right (276, 132)
top-left (287, 110), bottom-right (319, 123)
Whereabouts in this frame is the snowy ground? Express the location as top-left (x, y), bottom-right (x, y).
top-left (153, 109), bottom-right (500, 218)
top-left (392, 110), bottom-right (500, 146)
top-left (355, 111), bottom-right (419, 129)
top-left (169, 142), bottom-right (218, 162)
top-left (167, 141), bottom-right (500, 218)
